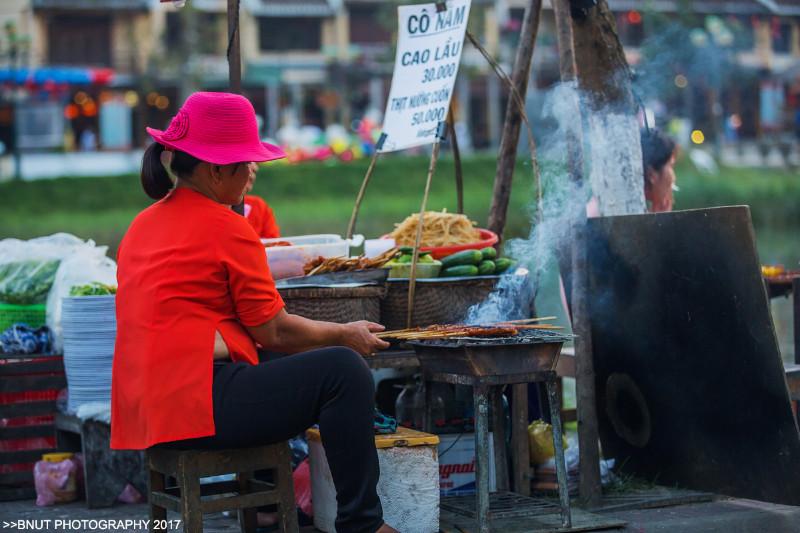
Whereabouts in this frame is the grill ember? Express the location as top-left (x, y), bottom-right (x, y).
top-left (411, 328), bottom-right (574, 347)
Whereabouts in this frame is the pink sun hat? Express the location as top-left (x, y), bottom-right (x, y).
top-left (146, 92), bottom-right (285, 165)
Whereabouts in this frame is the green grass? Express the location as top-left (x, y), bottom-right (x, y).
top-left (1, 154), bottom-right (798, 259)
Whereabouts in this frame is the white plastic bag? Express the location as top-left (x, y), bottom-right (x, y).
top-left (46, 244), bottom-right (116, 353)
top-left (0, 234), bottom-right (92, 305)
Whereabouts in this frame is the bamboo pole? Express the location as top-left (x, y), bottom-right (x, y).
top-left (346, 151), bottom-right (381, 240)
top-left (467, 31), bottom-right (543, 224)
top-left (486, 0), bottom-right (544, 240)
top-left (227, 0), bottom-right (245, 215)
top-left (226, 0), bottom-right (241, 94)
top-left (552, 0), bottom-right (602, 506)
top-left (407, 141), bottom-right (442, 328)
top-left (447, 106), bottom-right (464, 214)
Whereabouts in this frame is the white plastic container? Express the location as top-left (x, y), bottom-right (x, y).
top-left (308, 427), bottom-right (440, 533)
top-left (438, 433), bottom-right (496, 496)
top-left (262, 234), bottom-right (361, 279)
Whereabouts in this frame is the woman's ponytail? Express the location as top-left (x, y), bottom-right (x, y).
top-left (140, 142), bottom-right (173, 200)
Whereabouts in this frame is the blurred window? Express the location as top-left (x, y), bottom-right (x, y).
top-left (258, 17), bottom-right (322, 51)
top-left (48, 15), bottom-right (111, 66)
top-left (773, 20), bottom-right (793, 54)
top-left (730, 16), bottom-right (755, 50)
top-left (349, 5), bottom-right (390, 44)
top-left (165, 12), bottom-right (224, 55)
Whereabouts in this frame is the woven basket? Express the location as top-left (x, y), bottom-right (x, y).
top-left (279, 285), bottom-right (387, 323)
top-left (380, 277), bottom-right (499, 330)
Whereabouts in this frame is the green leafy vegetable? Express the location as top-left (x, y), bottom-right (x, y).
top-left (69, 282), bottom-right (117, 296)
top-left (0, 260), bottom-right (61, 305)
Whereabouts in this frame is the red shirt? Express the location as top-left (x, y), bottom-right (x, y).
top-left (111, 187), bottom-right (284, 450)
top-left (244, 195), bottom-right (280, 239)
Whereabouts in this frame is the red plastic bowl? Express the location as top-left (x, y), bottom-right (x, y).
top-left (383, 228), bottom-right (499, 260)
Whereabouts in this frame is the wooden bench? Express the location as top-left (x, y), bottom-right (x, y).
top-left (147, 443), bottom-right (299, 533)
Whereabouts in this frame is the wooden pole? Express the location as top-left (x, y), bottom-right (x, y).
top-left (346, 151), bottom-right (381, 240)
top-left (486, 0), bottom-right (543, 240)
top-left (227, 0), bottom-right (242, 94)
top-left (407, 141), bottom-right (442, 328)
top-left (467, 31), bottom-right (542, 223)
top-left (552, 0), bottom-right (601, 506)
top-left (226, 0), bottom-right (245, 215)
top-left (447, 106), bottom-right (464, 214)
top-left (570, 0), bottom-right (645, 216)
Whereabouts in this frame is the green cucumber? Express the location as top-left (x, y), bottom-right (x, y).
top-left (495, 258), bottom-right (515, 273)
top-left (480, 247), bottom-right (497, 260)
top-left (441, 249), bottom-right (483, 268)
top-left (441, 265), bottom-right (479, 277)
top-left (478, 260), bottom-right (496, 275)
top-left (398, 246), bottom-right (414, 254)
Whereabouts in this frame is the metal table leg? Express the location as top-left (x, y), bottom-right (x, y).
top-left (473, 384), bottom-right (491, 533)
top-left (546, 379), bottom-right (572, 529)
top-left (491, 386), bottom-right (510, 491)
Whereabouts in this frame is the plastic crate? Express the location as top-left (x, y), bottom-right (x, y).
top-left (0, 303), bottom-right (47, 332)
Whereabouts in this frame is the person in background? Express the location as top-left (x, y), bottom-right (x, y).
top-left (587, 128), bottom-right (678, 217)
top-left (640, 128), bottom-right (678, 213)
top-left (244, 173), bottom-right (280, 239)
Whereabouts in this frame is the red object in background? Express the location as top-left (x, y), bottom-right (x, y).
top-left (89, 68), bottom-right (114, 85)
top-left (627, 10), bottom-right (642, 24)
top-left (64, 104), bottom-right (79, 120)
top-left (383, 229), bottom-right (500, 260)
top-left (293, 459), bottom-right (313, 516)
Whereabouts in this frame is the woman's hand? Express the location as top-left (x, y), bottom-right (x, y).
top-left (246, 310), bottom-right (389, 356)
top-left (339, 321), bottom-right (390, 356)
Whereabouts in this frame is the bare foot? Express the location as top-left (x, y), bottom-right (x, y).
top-left (256, 511), bottom-right (278, 527)
top-left (376, 524), bottom-right (399, 533)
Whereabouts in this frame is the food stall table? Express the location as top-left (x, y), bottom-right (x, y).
top-left (365, 349), bottom-right (419, 370)
top-left (410, 332), bottom-right (573, 533)
top-left (764, 274), bottom-right (800, 364)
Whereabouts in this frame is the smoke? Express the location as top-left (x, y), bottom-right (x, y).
top-left (466, 82), bottom-right (590, 324)
top-left (465, 18), bottom-right (745, 325)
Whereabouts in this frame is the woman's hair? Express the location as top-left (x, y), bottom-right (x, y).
top-left (140, 143), bottom-right (203, 200)
top-left (640, 128), bottom-right (676, 177)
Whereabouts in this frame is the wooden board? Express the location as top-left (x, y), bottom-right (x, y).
top-left (440, 506), bottom-right (625, 533)
top-left (584, 207), bottom-right (800, 505)
top-left (586, 487), bottom-right (716, 514)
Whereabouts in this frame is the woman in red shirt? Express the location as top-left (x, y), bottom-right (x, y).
top-left (244, 192), bottom-right (280, 239)
top-left (111, 92), bottom-right (395, 533)
top-left (244, 171), bottom-right (280, 239)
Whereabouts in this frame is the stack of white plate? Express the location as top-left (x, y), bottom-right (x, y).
top-left (61, 295), bottom-right (116, 413)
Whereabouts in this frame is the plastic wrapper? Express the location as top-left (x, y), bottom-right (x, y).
top-left (117, 483), bottom-right (143, 504)
top-left (34, 457), bottom-right (79, 506)
top-left (528, 419), bottom-right (567, 466)
top-left (0, 261), bottom-right (61, 305)
top-left (293, 458), bottom-right (313, 517)
top-left (0, 234), bottom-right (116, 353)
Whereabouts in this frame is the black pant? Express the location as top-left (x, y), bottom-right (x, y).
top-left (159, 346), bottom-right (383, 533)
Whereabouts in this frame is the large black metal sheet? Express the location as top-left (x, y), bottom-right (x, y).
top-left (585, 206), bottom-right (800, 505)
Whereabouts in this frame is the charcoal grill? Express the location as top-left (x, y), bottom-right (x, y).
top-left (409, 329), bottom-right (574, 532)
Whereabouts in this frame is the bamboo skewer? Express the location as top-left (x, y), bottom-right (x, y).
top-left (377, 316), bottom-right (561, 339)
top-left (498, 316), bottom-right (557, 324)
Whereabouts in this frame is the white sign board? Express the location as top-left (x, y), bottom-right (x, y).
top-left (379, 0), bottom-right (471, 153)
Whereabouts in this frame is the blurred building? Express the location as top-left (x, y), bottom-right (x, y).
top-left (0, 0), bottom-right (798, 156)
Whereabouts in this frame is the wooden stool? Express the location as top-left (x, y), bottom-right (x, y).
top-left (146, 443), bottom-right (299, 533)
